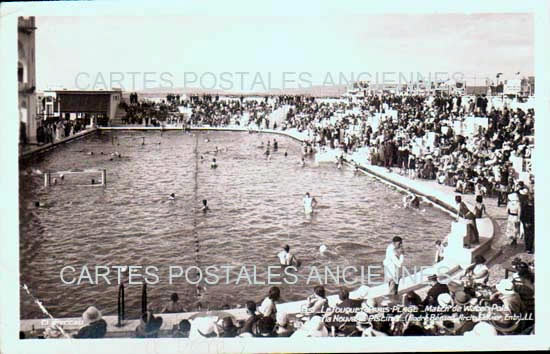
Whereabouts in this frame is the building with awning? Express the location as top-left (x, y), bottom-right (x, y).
top-left (45, 89), bottom-right (122, 126)
top-left (465, 86), bottom-right (489, 96)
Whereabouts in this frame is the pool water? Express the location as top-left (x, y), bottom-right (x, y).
top-left (19, 130), bottom-right (451, 319)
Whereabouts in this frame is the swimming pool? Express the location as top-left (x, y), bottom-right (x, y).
top-left (19, 130), bottom-right (452, 319)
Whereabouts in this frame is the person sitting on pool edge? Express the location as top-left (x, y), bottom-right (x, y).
top-left (172, 319), bottom-right (191, 338)
top-left (73, 306), bottom-right (107, 339)
top-left (211, 158), bottom-right (217, 169)
top-left (277, 245), bottom-right (301, 267)
top-left (201, 199), bottom-right (210, 212)
top-left (239, 301), bottom-right (260, 335)
top-left (258, 286), bottom-right (280, 319)
top-left (135, 305), bottom-right (164, 338)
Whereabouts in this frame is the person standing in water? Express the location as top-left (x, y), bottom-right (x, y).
top-left (211, 158), bottom-right (218, 169)
top-left (201, 199), bottom-right (209, 212)
top-left (277, 245), bottom-right (300, 267)
top-left (303, 192), bottom-right (317, 215)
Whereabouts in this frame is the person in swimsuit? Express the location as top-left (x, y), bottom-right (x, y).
top-left (303, 192), bottom-right (317, 214)
top-left (277, 245), bottom-right (300, 267)
top-left (201, 199), bottom-right (210, 212)
top-left (403, 193), bottom-right (420, 209)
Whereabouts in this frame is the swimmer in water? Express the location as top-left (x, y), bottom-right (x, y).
top-left (91, 179), bottom-right (96, 185)
top-left (284, 151), bottom-right (288, 157)
top-left (300, 157), bottom-right (306, 167)
top-left (201, 199), bottom-right (210, 212)
top-left (403, 193), bottom-right (420, 209)
top-left (169, 193), bottom-right (176, 200)
top-left (211, 158), bottom-right (218, 169)
top-left (336, 155), bottom-right (344, 169)
top-left (303, 192), bottom-right (318, 214)
top-left (277, 245), bottom-right (301, 267)
top-left (88, 151), bottom-right (94, 156)
top-left (60, 174), bottom-right (64, 181)
top-left (52, 178), bottom-right (58, 185)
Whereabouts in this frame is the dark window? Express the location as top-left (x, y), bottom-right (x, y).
top-left (18, 66), bottom-right (24, 83)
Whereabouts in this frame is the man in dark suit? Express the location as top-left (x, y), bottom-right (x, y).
top-left (521, 192), bottom-right (534, 254)
top-left (326, 287), bottom-right (363, 336)
top-left (422, 274), bottom-right (450, 307)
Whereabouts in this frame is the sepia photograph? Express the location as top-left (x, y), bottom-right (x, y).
top-left (1, 1), bottom-right (549, 353)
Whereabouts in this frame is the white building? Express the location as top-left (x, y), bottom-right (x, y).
top-left (18, 16), bottom-right (38, 144)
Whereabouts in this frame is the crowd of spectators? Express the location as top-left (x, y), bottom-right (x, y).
top-left (31, 256), bottom-right (533, 339)
top-left (279, 93), bottom-right (534, 204)
top-left (34, 119), bottom-right (87, 145)
top-left (22, 88), bottom-right (536, 339)
top-left (118, 94), bottom-right (279, 128)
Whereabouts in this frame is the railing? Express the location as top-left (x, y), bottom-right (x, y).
top-left (116, 284), bottom-right (125, 327)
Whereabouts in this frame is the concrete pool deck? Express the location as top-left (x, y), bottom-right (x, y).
top-left (19, 128), bottom-right (99, 161)
top-left (19, 124), bottom-right (499, 337)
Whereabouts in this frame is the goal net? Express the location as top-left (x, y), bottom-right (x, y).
top-left (44, 169), bottom-right (106, 187)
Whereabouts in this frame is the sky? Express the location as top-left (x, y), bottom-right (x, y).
top-left (34, 14), bottom-right (534, 92)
